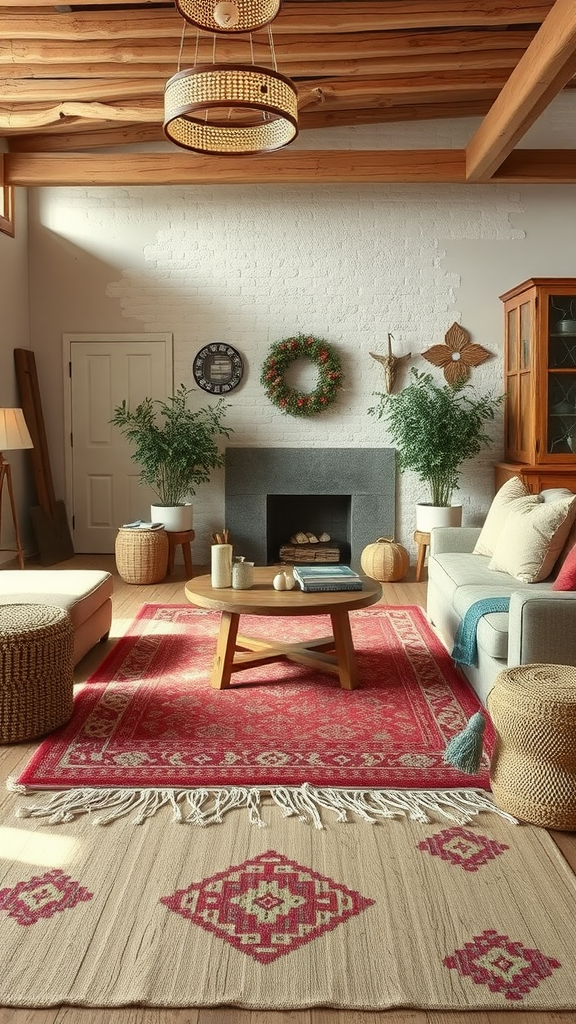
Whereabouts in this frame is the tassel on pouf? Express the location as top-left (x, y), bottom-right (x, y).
top-left (443, 712), bottom-right (486, 774)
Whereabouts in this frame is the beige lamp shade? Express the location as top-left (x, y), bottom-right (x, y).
top-left (0, 408), bottom-right (34, 450)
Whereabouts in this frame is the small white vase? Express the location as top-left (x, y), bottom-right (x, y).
top-left (150, 504), bottom-right (193, 532)
top-left (211, 543), bottom-right (233, 588)
top-left (232, 560), bottom-right (255, 589)
top-left (416, 503), bottom-right (463, 533)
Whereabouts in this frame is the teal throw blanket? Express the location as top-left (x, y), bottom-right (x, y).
top-left (451, 597), bottom-right (511, 666)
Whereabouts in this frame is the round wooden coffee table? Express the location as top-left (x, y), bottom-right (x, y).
top-left (185, 566), bottom-right (382, 691)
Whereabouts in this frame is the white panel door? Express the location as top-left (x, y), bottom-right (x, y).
top-left (68, 336), bottom-right (172, 553)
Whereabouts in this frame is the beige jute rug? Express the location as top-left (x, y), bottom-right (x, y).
top-left (1, 791), bottom-right (576, 1011)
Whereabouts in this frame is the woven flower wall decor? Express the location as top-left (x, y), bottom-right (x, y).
top-left (423, 323), bottom-right (491, 384)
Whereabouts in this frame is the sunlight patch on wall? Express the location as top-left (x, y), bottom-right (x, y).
top-left (37, 189), bottom-right (150, 268)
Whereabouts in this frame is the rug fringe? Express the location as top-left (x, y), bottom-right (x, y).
top-left (8, 781), bottom-right (518, 828)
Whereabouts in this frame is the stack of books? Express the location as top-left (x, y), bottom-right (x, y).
top-left (293, 565), bottom-right (363, 592)
top-left (121, 520), bottom-right (165, 530)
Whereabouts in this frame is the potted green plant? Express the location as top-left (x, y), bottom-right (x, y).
top-left (368, 369), bottom-right (504, 531)
top-left (111, 383), bottom-right (232, 531)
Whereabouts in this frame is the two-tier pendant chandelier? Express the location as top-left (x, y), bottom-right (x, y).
top-left (164, 0), bottom-right (299, 156)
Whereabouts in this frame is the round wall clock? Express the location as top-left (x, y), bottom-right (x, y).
top-left (193, 343), bottom-right (244, 394)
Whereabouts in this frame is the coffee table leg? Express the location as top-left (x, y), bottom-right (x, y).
top-left (211, 611), bottom-right (239, 689)
top-left (330, 610), bottom-right (358, 690)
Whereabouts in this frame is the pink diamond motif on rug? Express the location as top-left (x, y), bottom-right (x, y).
top-left (418, 827), bottom-right (509, 871)
top-left (444, 929), bottom-right (561, 1000)
top-left (0, 869), bottom-right (93, 926)
top-left (160, 849), bottom-right (375, 963)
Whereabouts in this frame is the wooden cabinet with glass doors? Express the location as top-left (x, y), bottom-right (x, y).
top-left (494, 278), bottom-right (576, 494)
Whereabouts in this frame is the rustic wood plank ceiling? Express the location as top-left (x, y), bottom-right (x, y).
top-left (1, 0), bottom-right (576, 185)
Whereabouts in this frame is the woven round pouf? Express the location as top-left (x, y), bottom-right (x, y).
top-left (487, 663), bottom-right (576, 830)
top-left (115, 527), bottom-right (169, 584)
top-left (360, 537), bottom-right (409, 582)
top-left (0, 604), bottom-right (74, 744)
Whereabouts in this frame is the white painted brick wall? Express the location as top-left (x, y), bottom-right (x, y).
top-left (99, 183), bottom-right (520, 563)
top-left (29, 123), bottom-right (576, 567)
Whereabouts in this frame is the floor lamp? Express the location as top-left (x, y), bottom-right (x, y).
top-left (0, 408), bottom-right (34, 569)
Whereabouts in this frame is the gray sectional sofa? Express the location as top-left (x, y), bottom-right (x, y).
top-left (427, 526), bottom-right (576, 706)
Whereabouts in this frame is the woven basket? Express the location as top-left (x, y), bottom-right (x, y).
top-left (0, 603), bottom-right (74, 744)
top-left (487, 663), bottom-right (576, 830)
top-left (115, 527), bottom-right (169, 585)
top-left (360, 537), bottom-right (409, 582)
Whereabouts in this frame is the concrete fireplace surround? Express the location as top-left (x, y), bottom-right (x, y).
top-left (225, 448), bottom-right (395, 572)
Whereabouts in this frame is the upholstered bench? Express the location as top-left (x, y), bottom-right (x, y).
top-left (0, 570), bottom-right (113, 666)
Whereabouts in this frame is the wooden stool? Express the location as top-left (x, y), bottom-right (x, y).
top-left (414, 530), bottom-right (430, 582)
top-left (167, 529), bottom-right (195, 577)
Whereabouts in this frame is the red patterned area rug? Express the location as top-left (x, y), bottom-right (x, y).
top-left (12, 603), bottom-right (506, 827)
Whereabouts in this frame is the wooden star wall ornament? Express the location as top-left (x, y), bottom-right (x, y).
top-left (422, 323), bottom-right (491, 384)
top-left (370, 333), bottom-right (412, 393)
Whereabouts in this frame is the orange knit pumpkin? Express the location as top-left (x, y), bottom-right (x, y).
top-left (360, 537), bottom-right (409, 582)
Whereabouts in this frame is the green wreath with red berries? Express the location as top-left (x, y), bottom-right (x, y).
top-left (260, 334), bottom-right (343, 417)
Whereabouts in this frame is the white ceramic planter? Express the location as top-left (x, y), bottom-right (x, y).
top-left (150, 503), bottom-right (193, 532)
top-left (415, 503), bottom-right (463, 533)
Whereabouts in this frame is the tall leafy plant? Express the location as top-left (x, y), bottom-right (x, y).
top-left (111, 384), bottom-right (232, 506)
top-left (368, 369), bottom-right (504, 506)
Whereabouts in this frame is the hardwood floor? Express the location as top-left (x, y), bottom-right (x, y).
top-left (1, 554), bottom-right (575, 1024)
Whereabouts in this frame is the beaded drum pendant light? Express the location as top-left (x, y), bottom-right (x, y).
top-left (164, 0), bottom-right (299, 156)
top-left (175, 0), bottom-right (280, 33)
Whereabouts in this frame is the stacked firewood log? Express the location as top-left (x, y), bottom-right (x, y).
top-left (279, 532), bottom-right (340, 563)
top-left (289, 531), bottom-right (331, 545)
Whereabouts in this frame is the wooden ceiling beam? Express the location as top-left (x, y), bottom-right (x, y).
top-left (0, 0), bottom-right (555, 30)
top-left (3, 150), bottom-right (469, 186)
top-left (0, 71), bottom-right (514, 132)
top-left (0, 53), bottom-right (527, 99)
top-left (466, 0), bottom-right (576, 180)
top-left (5, 148), bottom-right (576, 186)
top-left (297, 71), bottom-right (510, 112)
top-left (0, 80), bottom-right (166, 103)
top-left (8, 124), bottom-right (169, 151)
top-left (6, 100), bottom-right (496, 153)
top-left (3, 10), bottom-right (188, 38)
top-left (1, 13), bottom-right (538, 54)
top-left (0, 33), bottom-right (535, 68)
top-left (0, 54), bottom-right (528, 87)
top-left (0, 100), bottom-right (161, 131)
top-left (299, 99), bottom-right (495, 129)
top-left (0, 59), bottom-right (526, 83)
top-left (491, 148), bottom-right (576, 181)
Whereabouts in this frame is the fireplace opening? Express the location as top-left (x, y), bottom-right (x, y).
top-left (266, 494), bottom-right (351, 565)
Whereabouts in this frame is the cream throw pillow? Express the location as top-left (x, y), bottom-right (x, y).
top-left (488, 493), bottom-right (576, 583)
top-left (473, 476), bottom-right (530, 557)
